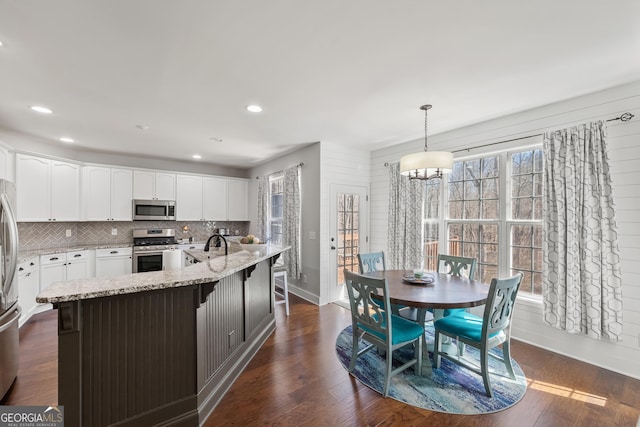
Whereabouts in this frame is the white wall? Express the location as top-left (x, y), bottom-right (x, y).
top-left (371, 81), bottom-right (640, 379)
top-left (248, 143), bottom-right (322, 304)
top-left (319, 142), bottom-right (370, 305)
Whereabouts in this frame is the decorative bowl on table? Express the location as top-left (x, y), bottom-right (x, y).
top-left (240, 243), bottom-right (267, 254)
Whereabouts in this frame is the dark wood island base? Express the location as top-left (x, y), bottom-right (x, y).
top-left (52, 254), bottom-right (282, 426)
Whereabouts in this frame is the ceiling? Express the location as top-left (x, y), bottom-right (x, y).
top-left (0, 1), bottom-right (639, 168)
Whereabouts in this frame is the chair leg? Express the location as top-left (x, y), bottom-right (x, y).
top-left (416, 335), bottom-right (423, 376)
top-left (348, 329), bottom-right (359, 372)
top-left (502, 339), bottom-right (516, 380)
top-left (480, 346), bottom-right (493, 398)
top-left (433, 329), bottom-right (442, 369)
top-left (282, 271), bottom-right (290, 316)
top-left (383, 345), bottom-right (393, 397)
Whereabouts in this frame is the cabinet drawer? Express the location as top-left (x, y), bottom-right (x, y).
top-left (67, 250), bottom-right (89, 261)
top-left (96, 247), bottom-right (132, 257)
top-left (40, 253), bottom-right (67, 265)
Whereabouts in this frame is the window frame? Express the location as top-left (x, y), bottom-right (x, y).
top-left (439, 142), bottom-right (544, 301)
top-left (267, 174), bottom-right (284, 244)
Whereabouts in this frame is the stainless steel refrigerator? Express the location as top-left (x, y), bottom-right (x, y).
top-left (0, 179), bottom-right (20, 400)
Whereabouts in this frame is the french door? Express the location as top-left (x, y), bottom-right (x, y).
top-left (329, 184), bottom-right (368, 302)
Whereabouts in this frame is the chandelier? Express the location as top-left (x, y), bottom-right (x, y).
top-left (400, 104), bottom-right (453, 180)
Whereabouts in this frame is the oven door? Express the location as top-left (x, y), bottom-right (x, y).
top-left (133, 250), bottom-right (164, 273)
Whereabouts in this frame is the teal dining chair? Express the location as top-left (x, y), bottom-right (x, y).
top-left (357, 251), bottom-right (385, 274)
top-left (433, 272), bottom-right (523, 398)
top-left (357, 251), bottom-right (406, 315)
top-left (436, 254), bottom-right (478, 317)
top-left (344, 269), bottom-right (424, 398)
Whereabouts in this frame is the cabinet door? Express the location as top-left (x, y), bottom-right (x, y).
top-left (227, 179), bottom-right (249, 221)
top-left (111, 168), bottom-right (133, 220)
top-left (96, 256), bottom-right (132, 278)
top-left (16, 154), bottom-right (51, 221)
top-left (84, 166), bottom-right (112, 221)
top-left (40, 261), bottom-right (67, 292)
top-left (18, 259), bottom-right (39, 318)
top-left (66, 251), bottom-right (90, 280)
top-left (154, 172), bottom-right (176, 200)
top-left (202, 177), bottom-right (227, 220)
top-left (51, 161), bottom-right (80, 221)
top-left (0, 146), bottom-right (9, 181)
top-left (176, 175), bottom-right (203, 220)
top-left (133, 170), bottom-right (155, 199)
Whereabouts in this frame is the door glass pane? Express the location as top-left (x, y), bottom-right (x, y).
top-left (336, 193), bottom-right (360, 285)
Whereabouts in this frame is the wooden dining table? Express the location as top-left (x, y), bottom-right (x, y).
top-left (363, 269), bottom-right (490, 375)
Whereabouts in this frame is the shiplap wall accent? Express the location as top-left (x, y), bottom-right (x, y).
top-left (370, 81), bottom-right (640, 379)
top-left (319, 142), bottom-right (370, 305)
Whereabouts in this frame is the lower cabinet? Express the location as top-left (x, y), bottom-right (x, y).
top-left (18, 257), bottom-right (39, 326)
top-left (40, 250), bottom-right (91, 292)
top-left (95, 247), bottom-right (132, 278)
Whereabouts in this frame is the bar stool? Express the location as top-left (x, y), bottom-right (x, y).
top-left (273, 265), bottom-right (290, 316)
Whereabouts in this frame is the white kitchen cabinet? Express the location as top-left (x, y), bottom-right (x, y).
top-left (203, 176), bottom-right (227, 220)
top-left (16, 154), bottom-right (80, 222)
top-left (18, 257), bottom-right (40, 326)
top-left (0, 145), bottom-right (11, 181)
top-left (83, 166), bottom-right (133, 221)
top-left (95, 247), bottom-right (132, 278)
top-left (133, 170), bottom-right (176, 200)
top-left (178, 243), bottom-right (204, 267)
top-left (40, 250), bottom-right (91, 292)
top-left (226, 178), bottom-right (249, 220)
top-left (176, 174), bottom-right (204, 221)
top-left (177, 174), bottom-right (248, 221)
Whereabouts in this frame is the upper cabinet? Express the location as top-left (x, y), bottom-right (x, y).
top-left (0, 145), bottom-right (12, 181)
top-left (226, 178), bottom-right (249, 221)
top-left (16, 154), bottom-right (80, 222)
top-left (133, 170), bottom-right (176, 200)
top-left (83, 166), bottom-right (133, 221)
top-left (177, 174), bottom-right (248, 221)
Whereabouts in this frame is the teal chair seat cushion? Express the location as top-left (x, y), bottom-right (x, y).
top-left (434, 312), bottom-right (503, 342)
top-left (359, 314), bottom-right (425, 345)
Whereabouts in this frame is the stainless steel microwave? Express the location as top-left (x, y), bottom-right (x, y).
top-left (133, 200), bottom-right (176, 221)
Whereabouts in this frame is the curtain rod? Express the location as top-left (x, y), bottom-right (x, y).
top-left (256, 162), bottom-right (304, 179)
top-left (383, 111), bottom-right (635, 165)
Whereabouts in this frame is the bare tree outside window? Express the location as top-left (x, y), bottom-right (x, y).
top-left (510, 149), bottom-right (544, 295)
top-left (269, 176), bottom-right (284, 244)
top-left (446, 156), bottom-right (500, 283)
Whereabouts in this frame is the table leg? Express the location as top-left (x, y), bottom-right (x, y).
top-left (416, 308), bottom-right (460, 376)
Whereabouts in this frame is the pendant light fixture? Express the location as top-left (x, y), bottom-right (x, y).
top-left (400, 104), bottom-right (453, 180)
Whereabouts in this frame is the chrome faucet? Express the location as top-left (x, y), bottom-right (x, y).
top-left (204, 233), bottom-right (228, 255)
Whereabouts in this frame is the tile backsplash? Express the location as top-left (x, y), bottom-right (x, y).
top-left (18, 220), bottom-right (250, 251)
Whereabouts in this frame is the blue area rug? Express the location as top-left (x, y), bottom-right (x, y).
top-left (335, 325), bottom-right (527, 414)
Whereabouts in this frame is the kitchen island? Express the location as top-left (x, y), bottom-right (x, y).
top-left (37, 244), bottom-right (289, 427)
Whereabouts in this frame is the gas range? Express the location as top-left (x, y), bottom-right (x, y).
top-left (132, 228), bottom-right (178, 253)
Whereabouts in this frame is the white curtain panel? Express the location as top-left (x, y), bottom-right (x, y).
top-left (542, 121), bottom-right (623, 341)
top-left (387, 162), bottom-right (425, 270)
top-left (283, 166), bottom-right (301, 279)
top-left (256, 176), bottom-right (269, 241)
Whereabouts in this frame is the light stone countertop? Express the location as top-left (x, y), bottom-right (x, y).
top-left (36, 244), bottom-right (289, 304)
top-left (19, 243), bottom-right (133, 264)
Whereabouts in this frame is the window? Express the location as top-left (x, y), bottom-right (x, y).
top-left (440, 148), bottom-right (543, 297)
top-left (268, 176), bottom-right (284, 244)
top-left (446, 156), bottom-right (500, 284)
top-left (423, 180), bottom-right (440, 271)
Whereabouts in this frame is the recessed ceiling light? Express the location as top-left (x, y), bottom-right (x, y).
top-left (30, 105), bottom-right (53, 114)
top-left (135, 124), bottom-right (150, 131)
top-left (209, 137), bottom-right (223, 142)
top-left (246, 105), bottom-right (263, 113)
top-left (0, 40), bottom-right (3, 47)
top-left (192, 154), bottom-right (202, 160)
top-left (59, 137), bottom-right (74, 143)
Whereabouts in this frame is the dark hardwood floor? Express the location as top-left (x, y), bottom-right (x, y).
top-left (4, 296), bottom-right (640, 426)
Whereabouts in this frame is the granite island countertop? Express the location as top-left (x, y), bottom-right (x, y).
top-left (36, 244), bottom-right (289, 304)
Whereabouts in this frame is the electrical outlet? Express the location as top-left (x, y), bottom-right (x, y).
top-left (111, 228), bottom-right (117, 236)
top-left (65, 229), bottom-right (71, 237)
